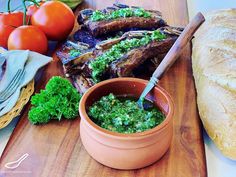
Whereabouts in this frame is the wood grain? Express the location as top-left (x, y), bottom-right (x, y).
top-left (0, 1), bottom-right (207, 177)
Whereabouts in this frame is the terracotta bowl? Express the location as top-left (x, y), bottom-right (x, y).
top-left (79, 77), bottom-right (174, 170)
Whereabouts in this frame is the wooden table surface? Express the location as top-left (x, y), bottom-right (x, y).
top-left (0, 0), bottom-right (207, 177)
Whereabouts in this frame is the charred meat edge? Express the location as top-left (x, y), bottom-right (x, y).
top-left (109, 37), bottom-right (177, 77)
top-left (57, 27), bottom-right (182, 77)
top-left (73, 37), bottom-right (176, 94)
top-left (78, 4), bottom-right (166, 37)
top-left (82, 35), bottom-right (177, 79)
top-left (73, 74), bottom-right (95, 94)
top-left (86, 17), bottom-right (166, 37)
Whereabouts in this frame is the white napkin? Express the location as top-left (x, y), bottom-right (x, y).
top-left (0, 50), bottom-right (52, 117)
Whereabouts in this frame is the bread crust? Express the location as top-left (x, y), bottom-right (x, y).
top-left (192, 9), bottom-right (236, 159)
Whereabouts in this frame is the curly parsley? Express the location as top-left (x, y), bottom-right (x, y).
top-left (28, 76), bottom-right (81, 124)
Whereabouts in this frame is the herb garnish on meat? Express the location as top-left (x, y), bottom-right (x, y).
top-left (89, 93), bottom-right (165, 133)
top-left (89, 30), bottom-right (166, 82)
top-left (69, 49), bottom-right (81, 57)
top-left (90, 8), bottom-right (151, 22)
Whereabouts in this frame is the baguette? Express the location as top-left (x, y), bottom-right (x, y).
top-left (192, 9), bottom-right (236, 159)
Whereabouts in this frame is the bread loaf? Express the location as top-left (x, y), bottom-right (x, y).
top-left (192, 9), bottom-right (236, 160)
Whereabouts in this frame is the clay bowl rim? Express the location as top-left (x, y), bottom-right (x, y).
top-left (79, 77), bottom-right (174, 139)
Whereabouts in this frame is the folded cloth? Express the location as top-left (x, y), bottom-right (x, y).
top-left (0, 50), bottom-right (52, 117)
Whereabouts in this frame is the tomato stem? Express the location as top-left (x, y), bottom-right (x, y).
top-left (25, 0), bottom-right (40, 7)
top-left (7, 0), bottom-right (11, 13)
top-left (22, 0), bottom-right (27, 25)
top-left (21, 0), bottom-right (41, 25)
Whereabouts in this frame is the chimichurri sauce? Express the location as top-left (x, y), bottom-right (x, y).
top-left (88, 93), bottom-right (165, 134)
top-left (90, 8), bottom-right (151, 22)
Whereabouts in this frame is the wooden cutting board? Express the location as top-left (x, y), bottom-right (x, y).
top-left (0, 0), bottom-right (207, 176)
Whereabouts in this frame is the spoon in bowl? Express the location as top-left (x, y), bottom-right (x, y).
top-left (137, 12), bottom-right (205, 109)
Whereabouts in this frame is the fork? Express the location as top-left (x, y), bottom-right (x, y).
top-left (0, 69), bottom-right (25, 103)
top-left (0, 55), bottom-right (6, 76)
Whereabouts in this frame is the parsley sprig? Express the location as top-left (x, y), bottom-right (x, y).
top-left (28, 76), bottom-right (81, 124)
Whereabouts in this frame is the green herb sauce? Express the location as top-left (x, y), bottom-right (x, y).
top-left (69, 49), bottom-right (81, 57)
top-left (88, 93), bottom-right (165, 134)
top-left (90, 8), bottom-right (151, 22)
top-left (89, 30), bottom-right (166, 82)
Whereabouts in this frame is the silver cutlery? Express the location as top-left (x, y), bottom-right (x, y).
top-left (0, 55), bottom-right (6, 76)
top-left (0, 69), bottom-right (25, 103)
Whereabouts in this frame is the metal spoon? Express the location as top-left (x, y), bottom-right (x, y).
top-left (137, 12), bottom-right (205, 109)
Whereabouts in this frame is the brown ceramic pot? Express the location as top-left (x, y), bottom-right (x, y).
top-left (79, 77), bottom-right (174, 170)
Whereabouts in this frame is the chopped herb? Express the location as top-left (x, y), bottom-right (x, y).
top-left (69, 49), bottom-right (81, 57)
top-left (89, 30), bottom-right (166, 82)
top-left (90, 10), bottom-right (106, 21)
top-left (90, 8), bottom-right (151, 22)
top-left (28, 76), bottom-right (82, 124)
top-left (88, 93), bottom-right (165, 134)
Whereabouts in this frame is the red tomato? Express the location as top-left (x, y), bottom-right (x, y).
top-left (8, 25), bottom-right (48, 54)
top-left (0, 11), bottom-right (24, 27)
top-left (0, 11), bottom-right (24, 48)
top-left (0, 24), bottom-right (15, 48)
top-left (27, 5), bottom-right (40, 17)
top-left (27, 2), bottom-right (45, 17)
top-left (31, 1), bottom-right (75, 41)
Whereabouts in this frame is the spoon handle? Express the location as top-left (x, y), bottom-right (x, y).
top-left (137, 12), bottom-right (205, 108)
top-left (152, 12), bottom-right (205, 80)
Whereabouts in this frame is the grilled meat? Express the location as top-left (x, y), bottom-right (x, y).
top-left (72, 74), bottom-right (95, 94)
top-left (76, 27), bottom-right (181, 80)
top-left (109, 37), bottom-right (176, 77)
top-left (71, 40), bottom-right (173, 94)
top-left (85, 17), bottom-right (166, 37)
top-left (67, 27), bottom-right (182, 93)
top-left (57, 7), bottom-right (183, 94)
top-left (78, 4), bottom-right (166, 37)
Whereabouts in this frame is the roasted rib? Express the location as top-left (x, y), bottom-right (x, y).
top-left (78, 4), bottom-right (166, 37)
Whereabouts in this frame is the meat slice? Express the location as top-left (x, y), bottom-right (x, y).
top-left (78, 4), bottom-right (166, 37)
top-left (57, 26), bottom-right (182, 94)
top-left (85, 17), bottom-right (166, 37)
top-left (73, 74), bottom-right (95, 94)
top-left (79, 28), bottom-right (181, 81)
top-left (72, 36), bottom-right (176, 94)
top-left (109, 37), bottom-right (177, 77)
